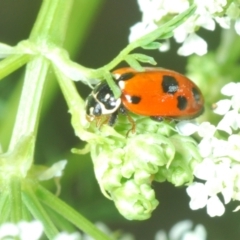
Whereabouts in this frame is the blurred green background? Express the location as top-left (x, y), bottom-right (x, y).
top-left (0, 0), bottom-right (239, 239)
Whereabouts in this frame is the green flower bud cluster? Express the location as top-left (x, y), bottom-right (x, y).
top-left (88, 117), bottom-right (202, 220)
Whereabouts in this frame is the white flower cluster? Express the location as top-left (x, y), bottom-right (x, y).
top-left (155, 220), bottom-right (207, 240)
top-left (129, 0), bottom-right (240, 56)
top-left (176, 82), bottom-right (240, 217)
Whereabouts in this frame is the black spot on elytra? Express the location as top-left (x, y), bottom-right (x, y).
top-left (161, 75), bottom-right (179, 94)
top-left (118, 72), bottom-right (135, 81)
top-left (130, 95), bottom-right (141, 104)
top-left (192, 87), bottom-right (201, 102)
top-left (177, 96), bottom-right (187, 110)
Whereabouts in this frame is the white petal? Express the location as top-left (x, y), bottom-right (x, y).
top-left (222, 186), bottom-right (233, 204)
top-left (217, 112), bottom-right (233, 134)
top-left (217, 110), bottom-right (240, 134)
top-left (176, 121), bottom-right (199, 136)
top-left (233, 205), bottom-right (240, 212)
top-left (221, 82), bottom-right (237, 96)
top-left (38, 160), bottom-right (67, 181)
top-left (205, 178), bottom-right (222, 196)
top-left (169, 220), bottom-right (193, 240)
top-left (215, 17), bottom-right (231, 29)
top-left (197, 15), bottom-right (216, 31)
top-left (183, 224), bottom-right (207, 240)
top-left (0, 223), bottom-right (19, 238)
top-left (128, 22), bottom-right (157, 42)
top-left (231, 93), bottom-right (240, 111)
top-left (18, 221), bottom-right (43, 240)
top-left (197, 122), bottom-right (216, 138)
top-left (194, 158), bottom-right (215, 180)
top-left (54, 232), bottom-right (82, 240)
top-left (228, 134), bottom-right (240, 161)
top-left (213, 99), bottom-right (231, 115)
top-left (206, 196), bottom-right (225, 217)
top-left (186, 183), bottom-right (208, 209)
top-left (234, 19), bottom-right (240, 35)
top-left (212, 138), bottom-right (229, 157)
top-left (154, 230), bottom-right (168, 240)
top-left (198, 138), bottom-right (212, 158)
top-left (178, 34), bottom-right (207, 56)
top-left (159, 40), bottom-right (170, 52)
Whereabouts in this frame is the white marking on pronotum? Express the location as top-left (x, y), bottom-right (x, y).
top-left (118, 80), bottom-right (125, 90)
top-left (104, 93), bottom-right (111, 100)
top-left (113, 73), bottom-right (121, 80)
top-left (100, 98), bottom-right (122, 115)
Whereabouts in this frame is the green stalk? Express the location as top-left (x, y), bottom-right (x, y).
top-left (10, 176), bottom-right (22, 223)
top-left (36, 185), bottom-right (113, 240)
top-left (8, 56), bottom-right (49, 152)
top-left (22, 186), bottom-right (59, 239)
top-left (0, 192), bottom-right (10, 224)
top-left (0, 54), bottom-right (31, 80)
top-left (30, 0), bottom-right (74, 45)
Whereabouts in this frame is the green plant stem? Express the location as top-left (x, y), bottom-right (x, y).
top-left (22, 203), bottom-right (32, 221)
top-left (30, 0), bottom-right (74, 45)
top-left (0, 192), bottom-right (10, 224)
top-left (22, 185), bottom-right (59, 239)
top-left (0, 54), bottom-right (31, 80)
top-left (10, 176), bottom-right (22, 223)
top-left (36, 185), bottom-right (113, 240)
top-left (8, 57), bottom-right (49, 152)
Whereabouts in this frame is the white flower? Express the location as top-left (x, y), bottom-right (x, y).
top-left (177, 33), bottom-right (207, 56)
top-left (155, 220), bottom-right (207, 240)
top-left (197, 122), bottom-right (216, 138)
top-left (0, 223), bottom-right (19, 239)
top-left (159, 40), bottom-right (170, 52)
top-left (128, 22), bottom-right (158, 42)
top-left (18, 221), bottom-right (43, 240)
top-left (198, 138), bottom-right (212, 157)
top-left (228, 134), bottom-right (240, 161)
top-left (206, 196), bottom-right (225, 217)
top-left (0, 221), bottom-right (43, 240)
top-left (217, 110), bottom-right (240, 134)
top-left (221, 82), bottom-right (240, 96)
top-left (187, 182), bottom-right (208, 210)
top-left (187, 182), bottom-right (226, 216)
top-left (193, 158), bottom-right (215, 180)
top-left (131, 0), bottom-right (240, 56)
top-left (176, 120), bottom-right (199, 136)
top-left (54, 232), bottom-right (82, 240)
top-left (213, 99), bottom-right (232, 115)
top-left (215, 16), bottom-right (231, 29)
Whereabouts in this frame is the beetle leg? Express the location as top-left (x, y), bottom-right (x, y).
top-left (150, 116), bottom-right (163, 122)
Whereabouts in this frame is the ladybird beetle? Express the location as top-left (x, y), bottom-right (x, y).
top-left (85, 67), bottom-right (204, 129)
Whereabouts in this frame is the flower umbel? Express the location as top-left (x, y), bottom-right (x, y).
top-left (87, 116), bottom-right (202, 220)
top-left (178, 82), bottom-right (240, 217)
top-left (130, 0), bottom-right (240, 56)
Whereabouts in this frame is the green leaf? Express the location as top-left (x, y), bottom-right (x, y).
top-left (103, 71), bottom-right (122, 98)
top-left (142, 42), bottom-right (161, 49)
top-left (125, 55), bottom-right (144, 71)
top-left (131, 53), bottom-right (157, 65)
